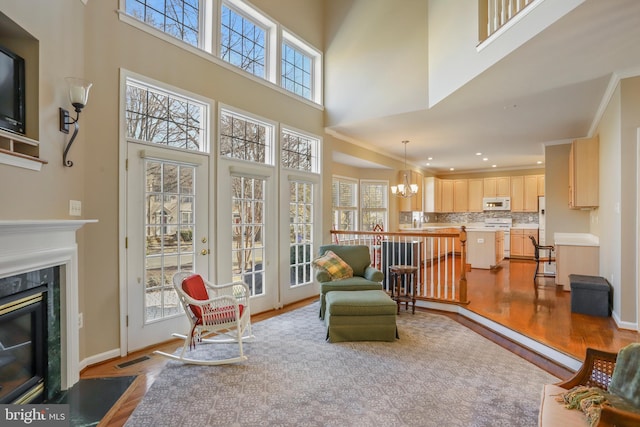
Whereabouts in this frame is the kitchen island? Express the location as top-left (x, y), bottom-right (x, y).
top-left (554, 233), bottom-right (600, 291)
top-left (466, 229), bottom-right (504, 269)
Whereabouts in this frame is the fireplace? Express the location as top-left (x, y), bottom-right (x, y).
top-left (0, 220), bottom-right (95, 403)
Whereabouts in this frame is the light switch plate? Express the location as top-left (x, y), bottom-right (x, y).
top-left (69, 200), bottom-right (82, 216)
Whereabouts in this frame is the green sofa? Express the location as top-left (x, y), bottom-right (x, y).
top-left (315, 244), bottom-right (384, 319)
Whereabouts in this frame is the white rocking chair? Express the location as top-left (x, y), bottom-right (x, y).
top-left (154, 272), bottom-right (254, 365)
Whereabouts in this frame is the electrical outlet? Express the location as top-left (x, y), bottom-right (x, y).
top-left (69, 200), bottom-right (82, 216)
top-left (78, 312), bottom-right (83, 329)
top-left (477, 238), bottom-right (484, 244)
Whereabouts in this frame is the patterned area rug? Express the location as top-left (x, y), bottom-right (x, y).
top-left (125, 303), bottom-right (558, 427)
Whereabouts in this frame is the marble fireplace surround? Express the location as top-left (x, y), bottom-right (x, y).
top-left (0, 220), bottom-right (96, 391)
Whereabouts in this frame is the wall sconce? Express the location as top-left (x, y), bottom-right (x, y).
top-left (59, 77), bottom-right (92, 167)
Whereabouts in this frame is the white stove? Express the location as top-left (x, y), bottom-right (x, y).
top-left (484, 218), bottom-right (512, 258)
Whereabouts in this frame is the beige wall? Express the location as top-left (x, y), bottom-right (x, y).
top-left (544, 143), bottom-right (590, 243)
top-left (0, 1), bottom-right (91, 357)
top-left (323, 0), bottom-right (428, 127)
top-left (618, 77), bottom-right (640, 322)
top-left (596, 84), bottom-right (622, 318)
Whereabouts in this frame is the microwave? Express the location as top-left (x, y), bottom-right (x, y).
top-left (483, 197), bottom-right (510, 211)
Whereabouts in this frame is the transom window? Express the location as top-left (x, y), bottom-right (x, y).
top-left (125, 0), bottom-right (200, 47)
top-left (281, 129), bottom-right (319, 173)
top-left (220, 4), bottom-right (266, 78)
top-left (332, 177), bottom-right (358, 231)
top-left (125, 78), bottom-right (207, 152)
top-left (282, 42), bottom-right (312, 100)
top-left (219, 109), bottom-right (274, 165)
top-left (360, 180), bottom-right (388, 231)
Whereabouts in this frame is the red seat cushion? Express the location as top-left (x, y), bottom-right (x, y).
top-left (182, 274), bottom-right (244, 323)
top-left (182, 274), bottom-right (209, 319)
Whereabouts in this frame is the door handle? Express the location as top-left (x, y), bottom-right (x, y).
top-left (200, 249), bottom-right (210, 255)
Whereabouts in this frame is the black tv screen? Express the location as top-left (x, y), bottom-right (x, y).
top-left (0, 44), bottom-right (25, 135)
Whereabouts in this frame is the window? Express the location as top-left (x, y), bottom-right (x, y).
top-left (360, 180), bottom-right (388, 231)
top-left (282, 42), bottom-right (311, 100)
top-left (281, 129), bottom-right (319, 173)
top-left (125, 78), bottom-right (207, 152)
top-left (220, 4), bottom-right (267, 78)
top-left (219, 109), bottom-right (274, 165)
top-left (332, 177), bottom-right (358, 231)
top-left (125, 0), bottom-right (200, 47)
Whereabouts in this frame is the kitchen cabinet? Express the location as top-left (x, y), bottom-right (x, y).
top-left (497, 177), bottom-right (510, 197)
top-left (441, 180), bottom-right (454, 212)
top-left (453, 179), bottom-right (468, 212)
top-left (424, 176), bottom-right (442, 213)
top-left (537, 175), bottom-right (545, 196)
top-left (468, 178), bottom-right (483, 212)
top-left (511, 175), bottom-right (540, 212)
top-left (554, 233), bottom-right (600, 291)
top-left (511, 176), bottom-right (524, 211)
top-left (467, 230), bottom-right (503, 269)
top-left (524, 175), bottom-right (538, 211)
top-left (510, 228), bottom-right (538, 258)
top-left (398, 170), bottom-right (424, 212)
top-left (483, 176), bottom-right (510, 197)
top-left (569, 136), bottom-right (599, 208)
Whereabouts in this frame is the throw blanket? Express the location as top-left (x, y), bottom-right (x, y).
top-left (609, 343), bottom-right (640, 407)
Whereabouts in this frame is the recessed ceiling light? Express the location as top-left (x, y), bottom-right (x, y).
top-left (428, 157), bottom-right (433, 160)
top-left (482, 157), bottom-right (488, 161)
top-left (537, 160), bottom-right (543, 164)
top-left (475, 152), bottom-right (482, 156)
top-left (492, 165), bottom-right (497, 168)
top-left (426, 163), bottom-right (431, 166)
top-left (449, 167), bottom-right (455, 171)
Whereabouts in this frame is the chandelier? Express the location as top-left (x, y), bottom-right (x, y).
top-left (391, 140), bottom-right (418, 198)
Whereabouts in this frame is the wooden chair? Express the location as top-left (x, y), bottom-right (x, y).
top-left (154, 272), bottom-right (253, 365)
top-left (548, 347), bottom-right (640, 426)
top-left (530, 235), bottom-right (555, 283)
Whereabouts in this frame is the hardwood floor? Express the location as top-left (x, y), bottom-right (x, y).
top-left (85, 259), bottom-right (639, 426)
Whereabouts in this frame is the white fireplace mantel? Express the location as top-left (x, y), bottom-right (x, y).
top-left (0, 219), bottom-right (97, 390)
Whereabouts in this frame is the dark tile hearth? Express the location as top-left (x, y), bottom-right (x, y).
top-left (50, 376), bottom-right (136, 426)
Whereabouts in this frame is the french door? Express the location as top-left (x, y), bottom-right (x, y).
top-left (125, 143), bottom-right (210, 351)
top-left (216, 161), bottom-right (278, 314)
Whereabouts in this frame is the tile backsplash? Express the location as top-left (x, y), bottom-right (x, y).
top-left (401, 211), bottom-right (539, 226)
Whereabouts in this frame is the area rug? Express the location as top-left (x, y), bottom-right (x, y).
top-left (125, 303), bottom-right (558, 427)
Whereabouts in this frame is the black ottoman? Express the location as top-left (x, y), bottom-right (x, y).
top-left (569, 274), bottom-right (611, 317)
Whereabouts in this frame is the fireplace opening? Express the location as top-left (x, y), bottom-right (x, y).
top-left (0, 287), bottom-right (48, 403)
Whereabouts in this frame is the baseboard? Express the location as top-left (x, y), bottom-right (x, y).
top-left (79, 348), bottom-right (121, 371)
top-left (611, 310), bottom-right (638, 331)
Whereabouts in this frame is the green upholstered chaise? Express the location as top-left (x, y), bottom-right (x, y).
top-left (315, 244), bottom-right (384, 319)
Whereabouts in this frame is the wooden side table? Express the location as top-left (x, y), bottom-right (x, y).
top-left (389, 265), bottom-right (417, 314)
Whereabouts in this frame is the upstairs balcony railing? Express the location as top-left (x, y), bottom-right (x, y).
top-left (479, 0), bottom-right (537, 42)
top-left (329, 227), bottom-right (469, 306)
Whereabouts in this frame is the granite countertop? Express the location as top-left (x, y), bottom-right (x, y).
top-left (554, 232), bottom-right (600, 246)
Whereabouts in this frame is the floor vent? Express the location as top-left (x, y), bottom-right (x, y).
top-left (116, 355), bottom-right (151, 369)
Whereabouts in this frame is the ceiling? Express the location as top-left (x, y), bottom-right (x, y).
top-left (326, 0), bottom-right (640, 175)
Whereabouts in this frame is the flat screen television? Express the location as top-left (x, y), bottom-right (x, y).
top-left (0, 44), bottom-right (26, 135)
